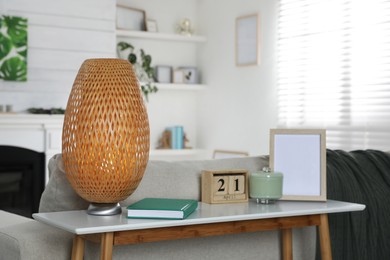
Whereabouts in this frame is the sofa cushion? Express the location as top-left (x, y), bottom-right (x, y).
top-left (39, 154), bottom-right (268, 212)
top-left (0, 210), bottom-right (33, 228)
top-left (0, 220), bottom-right (73, 260)
top-left (39, 154), bottom-right (89, 212)
top-left (123, 155), bottom-right (269, 206)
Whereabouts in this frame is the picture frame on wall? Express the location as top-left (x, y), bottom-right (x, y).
top-left (236, 13), bottom-right (260, 66)
top-left (146, 19), bottom-right (158, 32)
top-left (269, 129), bottom-right (327, 201)
top-left (116, 5), bottom-right (146, 31)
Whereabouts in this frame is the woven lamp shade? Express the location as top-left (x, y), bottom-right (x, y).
top-left (62, 58), bottom-right (150, 204)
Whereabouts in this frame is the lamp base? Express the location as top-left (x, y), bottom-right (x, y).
top-left (87, 203), bottom-right (122, 216)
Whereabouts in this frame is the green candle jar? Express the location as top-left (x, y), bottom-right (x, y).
top-left (250, 167), bottom-right (283, 204)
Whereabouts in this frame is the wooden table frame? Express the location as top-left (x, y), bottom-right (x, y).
top-left (71, 213), bottom-right (332, 260)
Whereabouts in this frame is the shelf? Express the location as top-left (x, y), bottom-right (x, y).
top-left (0, 114), bottom-right (64, 126)
top-left (154, 83), bottom-right (206, 91)
top-left (149, 149), bottom-right (210, 161)
top-left (116, 25), bottom-right (206, 161)
top-left (116, 30), bottom-right (207, 43)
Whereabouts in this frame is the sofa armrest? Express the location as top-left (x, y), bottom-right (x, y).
top-left (0, 220), bottom-right (73, 260)
top-left (0, 210), bottom-right (33, 228)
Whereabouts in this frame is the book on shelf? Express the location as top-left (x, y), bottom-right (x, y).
top-left (167, 126), bottom-right (184, 149)
top-left (126, 198), bottom-right (198, 220)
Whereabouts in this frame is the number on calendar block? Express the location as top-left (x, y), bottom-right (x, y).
top-left (202, 170), bottom-right (248, 204)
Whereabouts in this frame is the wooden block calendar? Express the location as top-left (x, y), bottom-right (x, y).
top-left (201, 170), bottom-right (249, 204)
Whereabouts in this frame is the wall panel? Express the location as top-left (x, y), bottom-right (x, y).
top-left (0, 0), bottom-right (116, 112)
top-left (3, 0), bottom-right (113, 20)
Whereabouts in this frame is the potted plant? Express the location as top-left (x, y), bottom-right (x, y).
top-left (117, 42), bottom-right (158, 101)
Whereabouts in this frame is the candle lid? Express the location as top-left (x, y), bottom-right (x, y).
top-left (251, 167), bottom-right (283, 178)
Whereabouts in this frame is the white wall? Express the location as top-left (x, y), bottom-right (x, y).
top-left (197, 0), bottom-right (278, 156)
top-left (0, 0), bottom-right (116, 112)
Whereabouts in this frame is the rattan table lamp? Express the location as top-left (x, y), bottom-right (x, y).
top-left (62, 58), bottom-right (150, 216)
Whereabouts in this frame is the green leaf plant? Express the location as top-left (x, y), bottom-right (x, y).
top-left (117, 42), bottom-right (158, 102)
top-left (0, 15), bottom-right (28, 81)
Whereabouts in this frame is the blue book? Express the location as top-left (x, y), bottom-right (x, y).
top-left (167, 127), bottom-right (177, 149)
top-left (127, 198), bottom-right (198, 220)
top-left (166, 126), bottom-right (184, 149)
top-left (175, 126), bottom-right (184, 149)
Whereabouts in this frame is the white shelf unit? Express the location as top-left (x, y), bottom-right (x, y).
top-left (116, 30), bottom-right (207, 43)
top-left (116, 29), bottom-right (208, 160)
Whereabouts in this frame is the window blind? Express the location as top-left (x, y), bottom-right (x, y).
top-left (277, 0), bottom-right (390, 151)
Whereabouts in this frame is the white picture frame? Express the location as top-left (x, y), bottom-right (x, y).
top-left (173, 70), bottom-right (184, 83)
top-left (155, 66), bottom-right (172, 83)
top-left (269, 129), bottom-right (327, 201)
top-left (236, 13), bottom-right (260, 66)
top-left (178, 67), bottom-right (198, 84)
top-left (116, 5), bottom-right (146, 31)
top-left (146, 19), bottom-right (158, 32)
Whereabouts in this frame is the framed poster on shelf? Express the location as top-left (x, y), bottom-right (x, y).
top-left (116, 5), bottom-right (146, 31)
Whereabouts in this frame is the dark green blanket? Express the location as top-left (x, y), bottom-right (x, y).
top-left (316, 150), bottom-right (390, 260)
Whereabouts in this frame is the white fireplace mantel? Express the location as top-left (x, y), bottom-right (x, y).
top-left (0, 114), bottom-right (64, 183)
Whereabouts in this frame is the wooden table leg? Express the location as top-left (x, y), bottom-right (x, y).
top-left (100, 232), bottom-right (114, 260)
top-left (318, 214), bottom-right (333, 260)
top-left (282, 228), bottom-right (293, 260)
top-left (72, 235), bottom-right (85, 260)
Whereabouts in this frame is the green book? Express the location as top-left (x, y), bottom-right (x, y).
top-left (127, 198), bottom-right (198, 220)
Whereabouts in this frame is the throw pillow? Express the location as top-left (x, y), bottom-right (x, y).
top-left (38, 154), bottom-right (89, 212)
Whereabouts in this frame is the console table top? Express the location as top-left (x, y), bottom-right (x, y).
top-left (33, 199), bottom-right (365, 235)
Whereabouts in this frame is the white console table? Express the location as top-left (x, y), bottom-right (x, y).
top-left (0, 114), bottom-right (64, 183)
top-left (33, 200), bottom-right (365, 260)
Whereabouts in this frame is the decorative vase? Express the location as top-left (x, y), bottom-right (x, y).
top-left (62, 58), bottom-right (150, 215)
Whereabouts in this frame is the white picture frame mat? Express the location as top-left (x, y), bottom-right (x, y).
top-left (274, 134), bottom-right (321, 196)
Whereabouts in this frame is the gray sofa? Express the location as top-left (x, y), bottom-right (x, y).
top-left (0, 154), bottom-right (316, 260)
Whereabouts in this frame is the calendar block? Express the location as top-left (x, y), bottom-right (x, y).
top-left (201, 170), bottom-right (249, 204)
